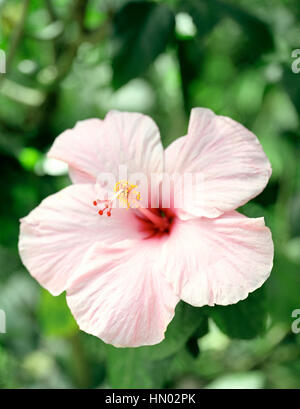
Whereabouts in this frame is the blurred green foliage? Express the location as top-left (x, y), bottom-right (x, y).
top-left (0, 0), bottom-right (300, 389)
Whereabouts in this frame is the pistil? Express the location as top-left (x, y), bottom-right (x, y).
top-left (136, 207), bottom-right (169, 231)
top-left (92, 180), bottom-right (170, 231)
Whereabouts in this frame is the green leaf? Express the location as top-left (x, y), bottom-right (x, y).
top-left (282, 66), bottom-right (300, 116)
top-left (38, 290), bottom-right (78, 337)
top-left (105, 302), bottom-right (207, 388)
top-left (187, 0), bottom-right (274, 62)
top-left (217, 0), bottom-right (274, 62)
top-left (141, 301), bottom-right (208, 360)
top-left (0, 246), bottom-right (22, 280)
top-left (266, 252), bottom-right (300, 324)
top-left (184, 0), bottom-right (222, 39)
top-left (186, 317), bottom-right (209, 357)
top-left (112, 1), bottom-right (175, 88)
top-left (206, 287), bottom-right (268, 339)
top-left (176, 37), bottom-right (204, 113)
top-left (106, 346), bottom-right (172, 388)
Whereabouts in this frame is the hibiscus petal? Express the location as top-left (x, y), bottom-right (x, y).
top-left (160, 211), bottom-right (273, 306)
top-left (49, 119), bottom-right (104, 184)
top-left (48, 111), bottom-right (164, 184)
top-left (18, 184), bottom-right (142, 296)
top-left (66, 240), bottom-right (179, 347)
top-left (165, 108), bottom-right (272, 219)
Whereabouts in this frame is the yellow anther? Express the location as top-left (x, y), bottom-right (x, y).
top-left (113, 180), bottom-right (141, 209)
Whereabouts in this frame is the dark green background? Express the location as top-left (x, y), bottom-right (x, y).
top-left (0, 0), bottom-right (300, 389)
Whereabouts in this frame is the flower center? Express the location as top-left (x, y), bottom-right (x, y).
top-left (93, 180), bottom-right (171, 232)
top-left (93, 180), bottom-right (139, 216)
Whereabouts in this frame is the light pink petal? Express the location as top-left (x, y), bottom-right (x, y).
top-left (18, 184), bottom-right (142, 296)
top-left (48, 111), bottom-right (164, 184)
top-left (160, 211), bottom-right (273, 306)
top-left (165, 108), bottom-right (272, 219)
top-left (66, 240), bottom-right (179, 347)
top-left (49, 119), bottom-right (103, 184)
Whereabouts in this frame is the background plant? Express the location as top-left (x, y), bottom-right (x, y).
top-left (0, 0), bottom-right (300, 389)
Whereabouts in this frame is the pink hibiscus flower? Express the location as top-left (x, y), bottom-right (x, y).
top-left (18, 108), bottom-right (274, 347)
